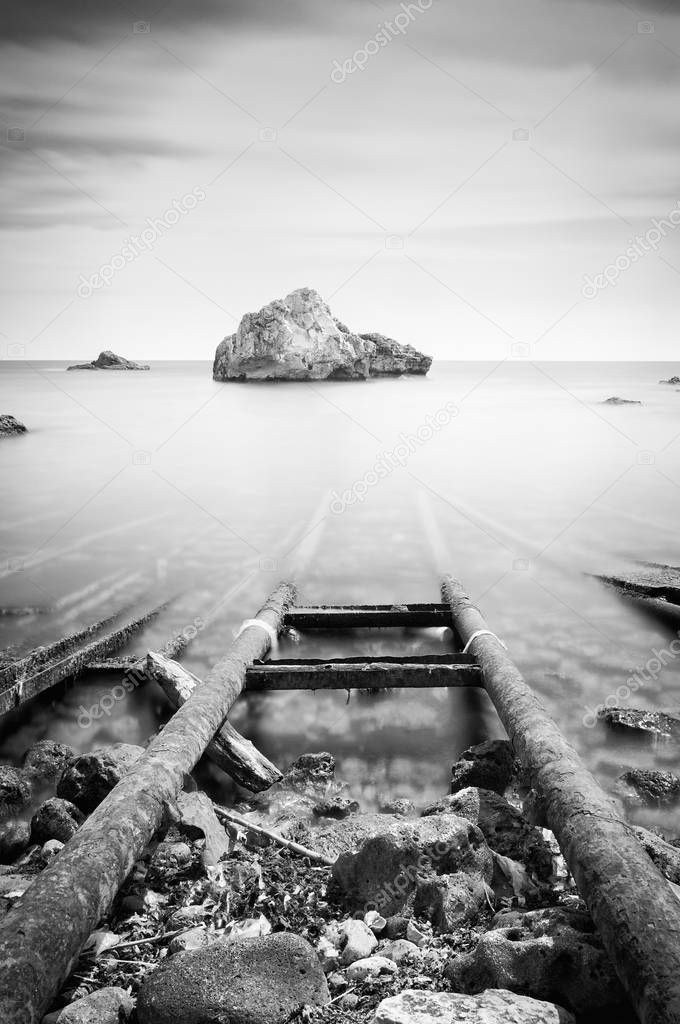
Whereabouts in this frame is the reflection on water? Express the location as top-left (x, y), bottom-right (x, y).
top-left (1, 360), bottom-right (679, 826)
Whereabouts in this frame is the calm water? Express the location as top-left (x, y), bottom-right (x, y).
top-left (1, 360), bottom-right (679, 827)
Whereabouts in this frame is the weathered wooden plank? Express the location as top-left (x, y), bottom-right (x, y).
top-left (0, 582), bottom-right (295, 1024)
top-left (286, 603), bottom-right (452, 629)
top-left (245, 654), bottom-right (482, 690)
top-left (147, 651), bottom-right (282, 791)
top-left (442, 573), bottom-right (680, 1024)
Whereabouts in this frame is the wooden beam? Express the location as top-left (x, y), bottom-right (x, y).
top-left (285, 603), bottom-right (452, 629)
top-left (0, 582), bottom-right (295, 1024)
top-left (147, 651), bottom-right (282, 791)
top-left (0, 600), bottom-right (169, 716)
top-left (442, 574), bottom-right (680, 1024)
top-left (245, 654), bottom-right (482, 690)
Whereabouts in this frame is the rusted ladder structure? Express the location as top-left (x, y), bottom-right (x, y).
top-left (2, 577), bottom-right (680, 1024)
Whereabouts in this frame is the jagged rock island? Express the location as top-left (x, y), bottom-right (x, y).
top-left (67, 350), bottom-right (150, 371)
top-left (0, 414), bottom-right (27, 438)
top-left (212, 287), bottom-right (431, 381)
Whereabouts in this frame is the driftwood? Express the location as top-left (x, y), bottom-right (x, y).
top-left (213, 804), bottom-right (334, 865)
top-left (147, 651), bottom-right (282, 792)
top-left (0, 598), bottom-right (169, 716)
top-left (442, 574), bottom-right (680, 1024)
top-left (0, 581), bottom-right (295, 1024)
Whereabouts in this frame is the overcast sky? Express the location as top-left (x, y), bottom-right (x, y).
top-left (2, 0), bottom-right (680, 361)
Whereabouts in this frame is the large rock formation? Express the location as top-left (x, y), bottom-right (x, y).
top-left (212, 287), bottom-right (431, 381)
top-left (67, 350), bottom-right (149, 370)
top-left (0, 414), bottom-right (27, 437)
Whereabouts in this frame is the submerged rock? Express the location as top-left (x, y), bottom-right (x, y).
top-left (617, 768), bottom-right (680, 807)
top-left (374, 988), bottom-right (574, 1024)
top-left (446, 906), bottom-right (625, 1015)
top-left (600, 706), bottom-right (680, 742)
top-left (136, 933), bottom-right (329, 1024)
top-left (67, 350), bottom-right (150, 371)
top-left (57, 744), bottom-right (144, 813)
top-left (0, 414), bottom-right (27, 437)
top-left (212, 287), bottom-right (431, 381)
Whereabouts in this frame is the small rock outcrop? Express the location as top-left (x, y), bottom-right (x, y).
top-left (445, 906), bottom-right (625, 1015)
top-left (67, 350), bottom-right (150, 371)
top-left (212, 287), bottom-right (431, 381)
top-left (136, 933), bottom-right (330, 1024)
top-left (601, 706), bottom-right (680, 742)
top-left (0, 414), bottom-right (27, 437)
top-left (57, 744), bottom-right (144, 813)
top-left (602, 396), bottom-right (641, 405)
top-left (374, 988), bottom-right (574, 1024)
top-left (660, 375), bottom-right (680, 385)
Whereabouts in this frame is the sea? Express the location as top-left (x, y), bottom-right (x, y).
top-left (1, 359), bottom-right (679, 830)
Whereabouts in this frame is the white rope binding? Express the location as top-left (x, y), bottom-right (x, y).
top-left (234, 618), bottom-right (279, 650)
top-left (462, 629), bottom-right (508, 654)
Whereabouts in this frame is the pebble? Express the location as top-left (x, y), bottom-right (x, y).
top-left (345, 955), bottom-right (398, 982)
top-left (340, 918), bottom-right (378, 964)
top-left (381, 938), bottom-right (421, 964)
top-left (169, 926), bottom-right (212, 954)
top-left (41, 839), bottom-right (64, 861)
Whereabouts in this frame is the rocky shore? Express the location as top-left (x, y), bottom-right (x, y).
top-left (213, 288), bottom-right (432, 381)
top-left (67, 350), bottom-right (150, 371)
top-left (0, 730), bottom-right (662, 1023)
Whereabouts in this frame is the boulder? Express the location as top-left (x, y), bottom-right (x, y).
top-left (423, 787), bottom-right (553, 881)
top-left (23, 740), bottom-right (76, 783)
top-left (413, 873), bottom-right (490, 931)
top-left (617, 768), bottom-right (680, 808)
top-left (373, 988), bottom-right (574, 1023)
top-left (381, 938), bottom-right (421, 964)
top-left (0, 414), bottom-right (27, 437)
top-left (57, 744), bottom-right (144, 813)
top-left (379, 798), bottom-right (416, 817)
top-left (330, 812), bottom-right (492, 919)
top-left (212, 288), bottom-right (431, 381)
top-left (600, 706), bottom-right (680, 742)
top-left (67, 350), bottom-right (149, 371)
top-left (313, 797), bottom-right (359, 819)
top-left (136, 933), bottom-right (330, 1024)
top-left (50, 986), bottom-right (133, 1023)
top-left (0, 821), bottom-right (31, 862)
top-left (0, 765), bottom-right (32, 818)
top-left (449, 739), bottom-right (515, 796)
top-left (660, 375), bottom-right (680, 385)
top-left (445, 906), bottom-right (625, 1015)
top-left (31, 797), bottom-right (84, 844)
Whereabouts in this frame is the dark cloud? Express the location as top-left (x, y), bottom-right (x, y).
top-left (0, 0), bottom-right (324, 44)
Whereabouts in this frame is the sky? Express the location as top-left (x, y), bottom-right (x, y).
top-left (1, 0), bottom-right (680, 361)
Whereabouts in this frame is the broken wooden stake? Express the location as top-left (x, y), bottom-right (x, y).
top-left (442, 573), bottom-right (680, 1024)
top-left (0, 581), bottom-right (295, 1024)
top-left (147, 651), bottom-right (282, 792)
